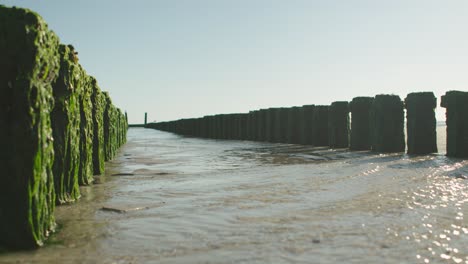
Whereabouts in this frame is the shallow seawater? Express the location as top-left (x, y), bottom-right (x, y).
top-left (1, 126), bottom-right (467, 264)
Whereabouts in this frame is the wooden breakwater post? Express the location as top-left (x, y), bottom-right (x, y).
top-left (297, 106), bottom-right (308, 145)
top-left (144, 112), bottom-right (147, 125)
top-left (349, 97), bottom-right (373, 150)
top-left (248, 111), bottom-right (257, 141)
top-left (268, 108), bottom-right (281, 143)
top-left (0, 7), bottom-right (59, 249)
top-left (286, 107), bottom-right (303, 144)
top-left (405, 92), bottom-right (437, 154)
top-left (370, 95), bottom-right (405, 152)
top-left (257, 109), bottom-right (267, 142)
top-left (328, 101), bottom-right (349, 148)
top-left (301, 105), bottom-right (315, 145)
top-left (0, 6), bottom-right (127, 250)
top-left (441, 91), bottom-right (468, 157)
top-left (312, 106), bottom-right (329, 146)
top-left (265, 108), bottom-right (276, 142)
top-left (51, 45), bottom-right (82, 204)
top-left (275, 108), bottom-right (289, 143)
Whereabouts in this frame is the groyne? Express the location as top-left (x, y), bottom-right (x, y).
top-left (0, 6), bottom-right (127, 250)
top-left (147, 90), bottom-right (466, 157)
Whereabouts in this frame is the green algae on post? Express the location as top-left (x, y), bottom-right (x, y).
top-left (91, 78), bottom-right (106, 175)
top-left (0, 6), bottom-right (59, 249)
top-left (405, 92), bottom-right (437, 155)
top-left (78, 75), bottom-right (95, 185)
top-left (328, 101), bottom-right (349, 148)
top-left (441, 91), bottom-right (468, 158)
top-left (51, 44), bottom-right (82, 204)
top-left (370, 94), bottom-right (405, 153)
top-left (349, 97), bottom-right (373, 150)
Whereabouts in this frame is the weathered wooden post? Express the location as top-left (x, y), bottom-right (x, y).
top-left (50, 45), bottom-right (82, 204)
top-left (328, 101), bottom-right (349, 148)
top-left (0, 6), bottom-right (60, 249)
top-left (349, 97), bottom-right (373, 150)
top-left (302, 105), bottom-right (315, 145)
top-left (239, 113), bottom-right (248, 140)
top-left (271, 108), bottom-right (281, 143)
top-left (286, 107), bottom-right (302, 144)
top-left (90, 77), bottom-right (106, 176)
top-left (405, 92), bottom-right (437, 154)
top-left (257, 109), bottom-right (267, 142)
top-left (441, 91), bottom-right (468, 157)
top-left (265, 108), bottom-right (274, 142)
top-left (312, 106), bottom-right (329, 146)
top-left (144, 112), bottom-right (147, 125)
top-left (370, 94), bottom-right (405, 152)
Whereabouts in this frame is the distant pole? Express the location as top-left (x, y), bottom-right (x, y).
top-left (144, 112), bottom-right (147, 125)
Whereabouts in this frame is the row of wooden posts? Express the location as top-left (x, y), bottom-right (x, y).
top-left (0, 6), bottom-right (128, 250)
top-left (146, 91), bottom-right (468, 158)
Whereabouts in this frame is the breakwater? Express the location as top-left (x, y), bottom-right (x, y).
top-left (0, 6), bottom-right (127, 249)
top-left (147, 91), bottom-right (467, 157)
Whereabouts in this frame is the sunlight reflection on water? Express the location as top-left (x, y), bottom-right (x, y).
top-left (1, 126), bottom-right (467, 264)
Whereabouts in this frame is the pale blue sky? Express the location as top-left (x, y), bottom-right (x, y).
top-left (4, 0), bottom-right (468, 123)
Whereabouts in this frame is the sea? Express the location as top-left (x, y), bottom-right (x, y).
top-left (1, 124), bottom-right (467, 263)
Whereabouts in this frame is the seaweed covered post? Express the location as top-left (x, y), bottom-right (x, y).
top-left (103, 92), bottom-right (115, 161)
top-left (441, 91), bottom-right (468, 157)
top-left (50, 44), bottom-right (82, 204)
top-left (312, 106), bottom-right (329, 146)
top-left (370, 94), bottom-right (405, 153)
top-left (90, 77), bottom-right (106, 175)
top-left (405, 92), bottom-right (437, 154)
top-left (77, 76), bottom-right (95, 185)
top-left (328, 101), bottom-right (349, 148)
top-left (0, 6), bottom-right (59, 249)
top-left (349, 97), bottom-right (373, 150)
top-left (302, 105), bottom-right (315, 145)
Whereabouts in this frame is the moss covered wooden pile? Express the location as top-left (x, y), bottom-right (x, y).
top-left (0, 6), bottom-right (59, 250)
top-left (441, 91), bottom-right (468, 157)
top-left (0, 6), bottom-right (127, 250)
top-left (405, 92), bottom-right (437, 154)
top-left (51, 44), bottom-right (82, 204)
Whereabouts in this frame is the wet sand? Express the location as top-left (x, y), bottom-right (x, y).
top-left (1, 126), bottom-right (467, 263)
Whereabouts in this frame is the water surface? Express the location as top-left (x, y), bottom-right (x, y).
top-left (1, 126), bottom-right (467, 263)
